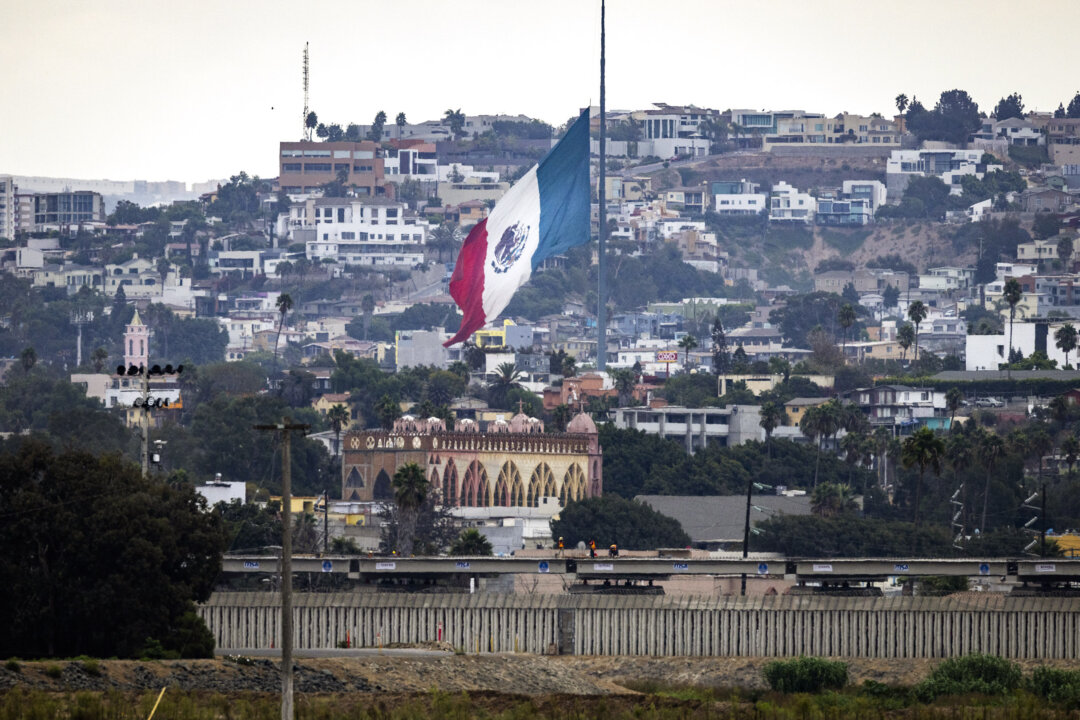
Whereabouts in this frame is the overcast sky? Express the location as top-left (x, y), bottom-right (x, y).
top-left (2, 0), bottom-right (1077, 185)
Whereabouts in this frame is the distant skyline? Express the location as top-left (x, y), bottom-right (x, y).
top-left (2, 0), bottom-right (1077, 184)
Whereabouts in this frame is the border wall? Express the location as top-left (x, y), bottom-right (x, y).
top-left (201, 593), bottom-right (1080, 659)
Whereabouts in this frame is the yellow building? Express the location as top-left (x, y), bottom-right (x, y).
top-left (312, 392), bottom-right (357, 430)
top-left (472, 319), bottom-right (517, 349)
top-left (785, 397), bottom-right (830, 428)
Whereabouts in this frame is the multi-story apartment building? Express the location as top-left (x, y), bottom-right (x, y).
top-left (711, 179), bottom-right (766, 216)
top-left (768, 181), bottom-right (814, 223)
top-left (32, 191), bottom-right (105, 231)
top-left (0, 176), bottom-right (13, 240)
top-left (278, 140), bottom-right (388, 196)
top-left (304, 197), bottom-right (428, 267)
top-left (729, 110), bottom-right (899, 151)
top-left (885, 149), bottom-right (991, 195)
top-left (1046, 118), bottom-right (1080, 165)
top-left (630, 104), bottom-right (714, 159)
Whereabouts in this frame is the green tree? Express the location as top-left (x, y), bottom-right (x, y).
top-left (810, 482), bottom-right (857, 518)
top-left (1060, 434), bottom-right (1080, 478)
top-left (759, 401), bottom-right (788, 458)
top-left (610, 368), bottom-right (637, 406)
top-left (19, 346), bottom-right (36, 373)
top-left (897, 322), bottom-right (915, 362)
top-left (327, 403), bottom-right (350, 458)
top-left (375, 394), bottom-right (401, 430)
top-left (838, 303), bottom-right (857, 354)
top-left (444, 108), bottom-right (466, 139)
top-left (367, 110), bottom-right (387, 142)
top-left (1003, 278), bottom-right (1023, 378)
top-left (274, 293), bottom-right (293, 368)
top-left (489, 362), bottom-right (523, 409)
top-left (907, 301), bottom-right (928, 365)
top-left (677, 333), bottom-right (698, 366)
top-left (901, 427), bottom-right (945, 526)
top-left (946, 387), bottom-right (964, 429)
top-left (550, 495), bottom-right (691, 550)
top-left (395, 111), bottom-right (407, 139)
top-left (449, 528), bottom-right (493, 556)
top-left (711, 317), bottom-right (730, 374)
top-left (895, 93), bottom-right (909, 115)
top-left (392, 462), bottom-right (428, 556)
top-left (0, 439), bottom-right (227, 658)
top-left (1068, 92), bottom-right (1080, 119)
top-left (305, 111), bottom-right (318, 140)
top-left (979, 432), bottom-right (1005, 532)
top-left (993, 93), bottom-right (1024, 120)
top-left (1055, 323), bottom-right (1078, 369)
top-left (1058, 236), bottom-right (1074, 267)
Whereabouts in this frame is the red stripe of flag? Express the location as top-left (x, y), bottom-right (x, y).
top-left (444, 219), bottom-right (489, 347)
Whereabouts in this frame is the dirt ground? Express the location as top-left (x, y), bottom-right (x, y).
top-left (4, 654), bottom-right (1080, 696)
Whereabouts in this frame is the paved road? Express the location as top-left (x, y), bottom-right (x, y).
top-left (219, 647), bottom-right (452, 658)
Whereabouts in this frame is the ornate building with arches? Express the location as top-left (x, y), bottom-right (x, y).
top-left (340, 411), bottom-right (602, 507)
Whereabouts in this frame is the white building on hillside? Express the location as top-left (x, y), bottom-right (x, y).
top-left (303, 198), bottom-right (428, 267)
top-left (768, 181), bottom-right (815, 223)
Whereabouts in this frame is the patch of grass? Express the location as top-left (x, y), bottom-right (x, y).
top-left (81, 658), bottom-right (102, 677)
top-left (1008, 144), bottom-right (1049, 168)
top-left (4, 658), bottom-right (20, 673)
top-left (820, 228), bottom-right (871, 254)
top-left (766, 224), bottom-right (814, 250)
top-left (44, 663), bottom-right (63, 679)
top-left (763, 656), bottom-right (849, 693)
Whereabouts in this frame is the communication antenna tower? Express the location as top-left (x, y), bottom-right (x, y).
top-left (302, 42), bottom-right (310, 140)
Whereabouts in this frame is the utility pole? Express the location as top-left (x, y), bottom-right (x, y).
top-left (596, 0), bottom-right (607, 371)
top-left (141, 368), bottom-right (150, 477)
top-left (255, 417), bottom-right (309, 720)
top-left (323, 489), bottom-right (329, 555)
top-left (740, 472), bottom-right (752, 596)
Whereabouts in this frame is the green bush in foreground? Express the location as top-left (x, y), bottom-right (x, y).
top-left (915, 654), bottom-right (1022, 701)
top-left (763, 656), bottom-right (848, 693)
top-left (1029, 666), bottom-right (1080, 707)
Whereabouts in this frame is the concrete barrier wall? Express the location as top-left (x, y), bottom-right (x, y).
top-left (200, 593), bottom-right (1080, 659)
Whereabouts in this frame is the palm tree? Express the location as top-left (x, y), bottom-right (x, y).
top-left (907, 301), bottom-right (928, 365)
top-left (449, 528), bottom-right (493, 556)
top-left (91, 346), bottom-right (109, 373)
top-left (491, 362), bottom-right (523, 409)
top-left (1003, 278), bottom-right (1023, 378)
top-left (895, 94), bottom-right (910, 115)
top-left (1061, 434), bottom-right (1080, 479)
top-left (946, 433), bottom-right (973, 533)
top-left (872, 426), bottom-right (893, 492)
top-left (392, 462), bottom-right (429, 556)
top-left (838, 303), bottom-right (857, 358)
top-left (901, 427), bottom-right (945, 526)
top-left (375, 394), bottom-right (401, 430)
top-left (945, 387), bottom-right (964, 431)
top-left (897, 323), bottom-right (915, 362)
top-left (801, 400), bottom-right (842, 488)
top-left (274, 293), bottom-right (293, 367)
top-left (840, 431), bottom-right (865, 485)
top-left (678, 334), bottom-right (698, 367)
top-left (20, 346), bottom-right (36, 373)
top-left (396, 112), bottom-right (407, 139)
top-left (610, 368), bottom-right (637, 406)
top-left (979, 433), bottom-right (1005, 533)
top-left (759, 401), bottom-right (788, 458)
top-left (327, 403), bottom-right (350, 458)
top-left (1055, 323), bottom-right (1077, 369)
top-left (811, 483), bottom-right (857, 518)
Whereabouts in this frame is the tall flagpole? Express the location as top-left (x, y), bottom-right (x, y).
top-left (596, 0), bottom-right (607, 371)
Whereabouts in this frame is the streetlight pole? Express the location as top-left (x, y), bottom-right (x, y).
top-left (255, 417), bottom-right (309, 720)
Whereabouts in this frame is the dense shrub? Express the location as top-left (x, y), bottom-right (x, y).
top-left (762, 656), bottom-right (848, 693)
top-left (915, 654), bottom-right (1022, 701)
top-left (1029, 667), bottom-right (1080, 707)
